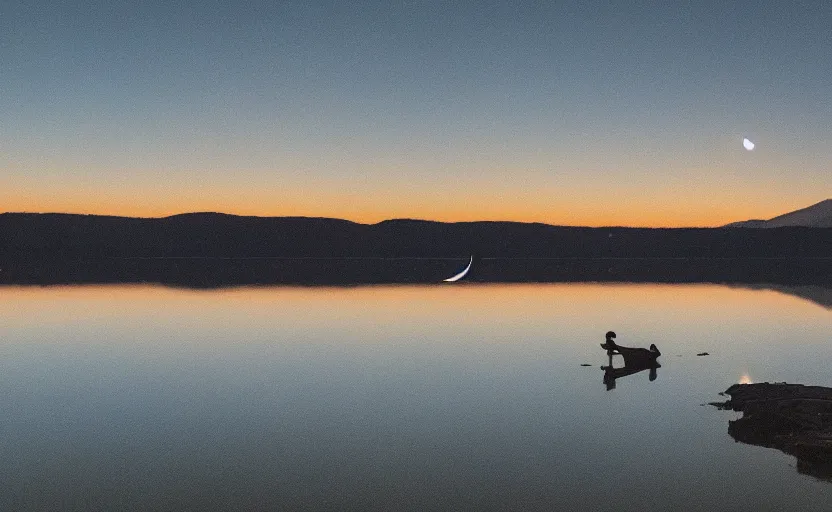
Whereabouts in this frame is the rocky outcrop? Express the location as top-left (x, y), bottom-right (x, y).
top-left (712, 383), bottom-right (832, 481)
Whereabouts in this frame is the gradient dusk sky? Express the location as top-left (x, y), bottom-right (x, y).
top-left (2, 1), bottom-right (830, 226)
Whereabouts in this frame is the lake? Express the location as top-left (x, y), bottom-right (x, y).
top-left (1, 283), bottom-right (830, 511)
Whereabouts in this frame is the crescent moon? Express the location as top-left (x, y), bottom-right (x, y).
top-left (743, 138), bottom-right (755, 151)
top-left (443, 256), bottom-right (473, 282)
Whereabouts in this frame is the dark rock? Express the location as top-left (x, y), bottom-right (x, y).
top-left (712, 382), bottom-right (832, 482)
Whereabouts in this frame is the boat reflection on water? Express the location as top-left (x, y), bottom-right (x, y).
top-left (600, 331), bottom-right (661, 391)
top-left (601, 354), bottom-right (661, 390)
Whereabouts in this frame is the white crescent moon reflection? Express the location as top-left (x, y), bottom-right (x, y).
top-left (443, 256), bottom-right (473, 282)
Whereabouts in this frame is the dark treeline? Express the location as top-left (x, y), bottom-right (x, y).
top-left (0, 213), bottom-right (829, 287)
top-left (1, 212), bottom-right (830, 259)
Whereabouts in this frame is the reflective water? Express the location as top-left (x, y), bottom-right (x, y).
top-left (0, 283), bottom-right (830, 511)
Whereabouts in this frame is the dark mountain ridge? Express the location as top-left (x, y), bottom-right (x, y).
top-left (1, 212), bottom-right (829, 259)
top-left (726, 199), bottom-right (832, 228)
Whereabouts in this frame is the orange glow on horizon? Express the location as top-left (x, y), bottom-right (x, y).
top-left (0, 199), bottom-right (784, 228)
top-left (1, 178), bottom-right (822, 227)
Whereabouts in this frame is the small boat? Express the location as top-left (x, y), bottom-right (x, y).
top-left (601, 331), bottom-right (660, 366)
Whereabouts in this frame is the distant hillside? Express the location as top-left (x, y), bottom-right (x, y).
top-left (726, 199), bottom-right (832, 228)
top-left (0, 212), bottom-right (829, 259)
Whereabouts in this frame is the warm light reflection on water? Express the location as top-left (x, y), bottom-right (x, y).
top-left (1, 282), bottom-right (825, 332)
top-left (0, 283), bottom-right (829, 511)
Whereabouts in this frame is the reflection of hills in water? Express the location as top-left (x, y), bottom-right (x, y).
top-left (713, 383), bottom-right (832, 483)
top-left (0, 257), bottom-right (829, 291)
top-left (1, 213), bottom-right (828, 289)
top-left (729, 284), bottom-right (832, 309)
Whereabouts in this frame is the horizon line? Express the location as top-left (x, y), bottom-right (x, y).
top-left (2, 197), bottom-right (828, 229)
top-left (0, 209), bottom-right (781, 230)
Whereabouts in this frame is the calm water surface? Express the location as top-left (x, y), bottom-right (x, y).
top-left (0, 283), bottom-right (830, 511)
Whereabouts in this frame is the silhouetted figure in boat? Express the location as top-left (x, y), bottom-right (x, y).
top-left (601, 331), bottom-right (660, 364)
top-left (600, 331), bottom-right (661, 390)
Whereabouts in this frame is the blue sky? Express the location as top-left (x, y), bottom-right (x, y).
top-left (2, 1), bottom-right (830, 225)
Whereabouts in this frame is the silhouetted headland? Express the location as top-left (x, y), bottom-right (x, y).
top-left (712, 383), bottom-right (832, 482)
top-left (0, 212), bottom-right (829, 286)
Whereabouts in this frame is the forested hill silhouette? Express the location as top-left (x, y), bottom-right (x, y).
top-left (1, 212), bottom-right (830, 259)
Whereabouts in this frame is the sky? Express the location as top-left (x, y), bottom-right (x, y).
top-left (2, 0), bottom-right (830, 227)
